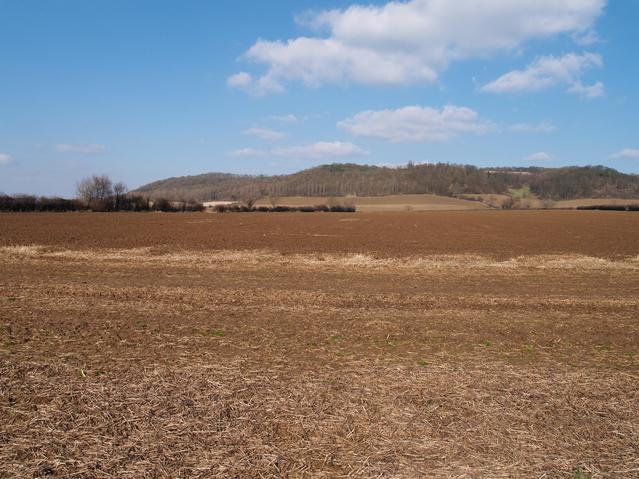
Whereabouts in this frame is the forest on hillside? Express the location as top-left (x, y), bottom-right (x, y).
top-left (134, 163), bottom-right (639, 202)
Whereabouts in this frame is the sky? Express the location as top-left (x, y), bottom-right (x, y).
top-left (0, 0), bottom-right (638, 197)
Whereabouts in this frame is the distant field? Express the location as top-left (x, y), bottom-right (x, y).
top-left (253, 194), bottom-right (639, 211)
top-left (554, 198), bottom-right (639, 208)
top-left (1, 212), bottom-right (638, 477)
top-left (255, 194), bottom-right (489, 211)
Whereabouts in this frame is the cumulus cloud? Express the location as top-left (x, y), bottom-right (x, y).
top-left (55, 144), bottom-right (107, 154)
top-left (274, 141), bottom-right (367, 159)
top-left (243, 127), bottom-right (287, 141)
top-left (227, 72), bottom-right (253, 89)
top-left (338, 105), bottom-right (491, 143)
top-left (230, 148), bottom-right (268, 158)
top-left (508, 122), bottom-right (557, 133)
top-left (525, 152), bottom-right (553, 162)
top-left (0, 153), bottom-right (12, 165)
top-left (268, 114), bottom-right (300, 123)
top-left (572, 29), bottom-right (601, 46)
top-left (481, 52), bottom-right (604, 98)
top-left (609, 148), bottom-right (639, 160)
top-left (230, 141), bottom-right (367, 159)
top-left (227, 71), bottom-right (283, 95)
top-left (568, 80), bottom-right (605, 98)
top-left (231, 0), bottom-right (605, 92)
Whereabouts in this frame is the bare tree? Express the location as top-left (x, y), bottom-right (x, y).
top-left (241, 187), bottom-right (262, 209)
top-left (243, 195), bottom-right (258, 209)
top-left (76, 175), bottom-right (114, 211)
top-left (113, 182), bottom-right (127, 210)
top-left (268, 195), bottom-right (280, 208)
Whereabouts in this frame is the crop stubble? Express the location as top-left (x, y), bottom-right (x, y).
top-left (1, 212), bottom-right (638, 478)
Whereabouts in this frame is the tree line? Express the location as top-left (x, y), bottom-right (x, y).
top-left (0, 175), bottom-right (204, 212)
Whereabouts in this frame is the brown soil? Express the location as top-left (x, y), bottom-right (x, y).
top-left (1, 212), bottom-right (638, 477)
top-left (1, 210), bottom-right (638, 258)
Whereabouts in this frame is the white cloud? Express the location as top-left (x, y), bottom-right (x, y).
top-left (227, 71), bottom-right (253, 89)
top-left (274, 141), bottom-right (367, 159)
top-left (568, 80), bottom-right (605, 98)
top-left (508, 121), bottom-right (557, 133)
top-left (269, 114), bottom-right (300, 123)
top-left (0, 153), bottom-right (12, 165)
top-left (230, 141), bottom-right (367, 159)
top-left (609, 148), bottom-right (639, 160)
top-left (55, 144), bottom-right (107, 154)
top-left (233, 0), bottom-right (605, 92)
top-left (525, 152), bottom-right (553, 162)
top-left (243, 127), bottom-right (287, 141)
top-left (572, 29), bottom-right (601, 46)
top-left (230, 148), bottom-right (268, 158)
top-left (338, 105), bottom-right (491, 143)
top-left (481, 52), bottom-right (604, 98)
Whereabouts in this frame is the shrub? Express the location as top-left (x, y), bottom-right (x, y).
top-left (329, 205), bottom-right (356, 212)
top-left (210, 203), bottom-right (354, 213)
top-left (577, 204), bottom-right (628, 211)
top-left (0, 195), bottom-right (82, 212)
top-left (153, 198), bottom-right (174, 212)
top-left (120, 194), bottom-right (151, 211)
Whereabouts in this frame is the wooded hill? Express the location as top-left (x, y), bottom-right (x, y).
top-left (134, 163), bottom-right (639, 202)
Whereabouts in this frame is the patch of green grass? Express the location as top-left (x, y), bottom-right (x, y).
top-left (417, 359), bottom-right (429, 368)
top-left (329, 334), bottom-right (342, 342)
top-left (510, 186), bottom-right (531, 200)
top-left (484, 340), bottom-right (492, 347)
top-left (572, 467), bottom-right (592, 479)
top-left (207, 329), bottom-right (225, 338)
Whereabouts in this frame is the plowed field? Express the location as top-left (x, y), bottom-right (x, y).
top-left (1, 212), bottom-right (638, 478)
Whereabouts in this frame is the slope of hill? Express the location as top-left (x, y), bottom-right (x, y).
top-left (134, 163), bottom-right (639, 202)
top-left (253, 194), bottom-right (490, 212)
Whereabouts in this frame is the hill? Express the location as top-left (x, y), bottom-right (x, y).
top-left (134, 163), bottom-right (639, 202)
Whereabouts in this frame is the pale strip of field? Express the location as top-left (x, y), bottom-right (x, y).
top-left (3, 245), bottom-right (638, 272)
top-left (254, 194), bottom-right (488, 211)
top-left (10, 280), bottom-right (639, 316)
top-left (553, 198), bottom-right (639, 208)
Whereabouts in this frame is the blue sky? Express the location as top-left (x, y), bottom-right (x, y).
top-left (0, 0), bottom-right (638, 196)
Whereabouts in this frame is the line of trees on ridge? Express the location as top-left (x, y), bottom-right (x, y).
top-left (134, 163), bottom-right (639, 202)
